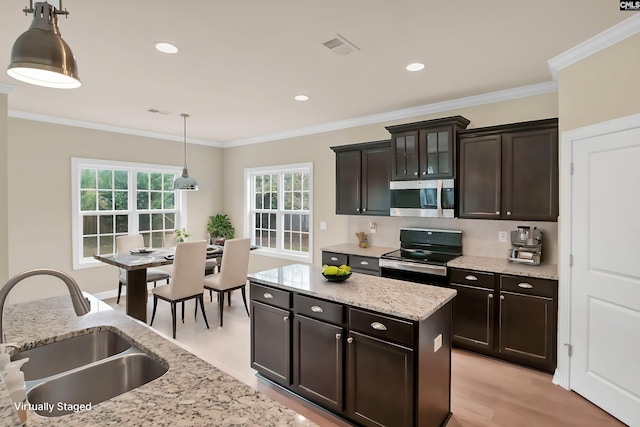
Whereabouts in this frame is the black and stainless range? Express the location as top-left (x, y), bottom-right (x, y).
top-left (380, 228), bottom-right (462, 287)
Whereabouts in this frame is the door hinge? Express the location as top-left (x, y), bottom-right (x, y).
top-left (569, 254), bottom-right (573, 266)
top-left (570, 163), bottom-right (574, 175)
top-left (565, 343), bottom-right (572, 357)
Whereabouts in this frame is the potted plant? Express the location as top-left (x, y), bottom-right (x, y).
top-left (174, 228), bottom-right (190, 243)
top-left (207, 214), bottom-right (235, 245)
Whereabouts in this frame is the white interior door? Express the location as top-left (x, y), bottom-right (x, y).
top-left (570, 122), bottom-right (640, 426)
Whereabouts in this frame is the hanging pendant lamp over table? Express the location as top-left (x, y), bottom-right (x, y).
top-left (174, 113), bottom-right (199, 191)
top-left (7, 1), bottom-right (81, 89)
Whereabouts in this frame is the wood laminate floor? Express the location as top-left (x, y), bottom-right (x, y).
top-left (105, 290), bottom-right (626, 427)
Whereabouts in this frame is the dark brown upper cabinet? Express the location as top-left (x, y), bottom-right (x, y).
top-left (331, 140), bottom-right (390, 216)
top-left (457, 118), bottom-right (559, 221)
top-left (385, 116), bottom-right (470, 180)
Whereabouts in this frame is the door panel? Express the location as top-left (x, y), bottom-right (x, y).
top-left (571, 124), bottom-right (640, 426)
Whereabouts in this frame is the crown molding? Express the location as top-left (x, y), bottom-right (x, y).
top-left (7, 110), bottom-right (224, 148)
top-left (548, 14), bottom-right (640, 80)
top-left (0, 83), bottom-right (16, 95)
top-left (225, 81), bottom-right (557, 147)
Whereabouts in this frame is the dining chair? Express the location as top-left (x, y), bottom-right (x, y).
top-left (116, 234), bottom-right (170, 304)
top-left (150, 240), bottom-right (209, 339)
top-left (203, 238), bottom-right (251, 327)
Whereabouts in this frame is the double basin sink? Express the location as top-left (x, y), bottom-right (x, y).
top-left (10, 328), bottom-right (168, 417)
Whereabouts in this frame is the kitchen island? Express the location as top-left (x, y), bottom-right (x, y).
top-left (248, 264), bottom-right (457, 427)
top-left (0, 294), bottom-right (315, 427)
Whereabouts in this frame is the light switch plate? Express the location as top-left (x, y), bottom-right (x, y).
top-left (320, 221), bottom-right (327, 230)
top-left (434, 334), bottom-right (442, 352)
top-left (499, 231), bottom-right (508, 242)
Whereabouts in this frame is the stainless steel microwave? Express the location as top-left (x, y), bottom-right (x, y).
top-left (389, 179), bottom-right (456, 218)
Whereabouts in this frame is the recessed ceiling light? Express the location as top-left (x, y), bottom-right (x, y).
top-left (294, 95), bottom-right (309, 101)
top-left (406, 62), bottom-right (425, 72)
top-left (155, 42), bottom-right (179, 54)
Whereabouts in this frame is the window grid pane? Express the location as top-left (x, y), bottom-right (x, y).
top-left (250, 168), bottom-right (310, 256)
top-left (78, 164), bottom-right (178, 262)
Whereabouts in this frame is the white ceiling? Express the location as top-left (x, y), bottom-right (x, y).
top-left (0, 1), bottom-right (630, 147)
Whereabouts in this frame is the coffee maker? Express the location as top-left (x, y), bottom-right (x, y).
top-left (507, 226), bottom-right (542, 265)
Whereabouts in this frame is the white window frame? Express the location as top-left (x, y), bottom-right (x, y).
top-left (245, 162), bottom-right (313, 263)
top-left (71, 158), bottom-right (186, 270)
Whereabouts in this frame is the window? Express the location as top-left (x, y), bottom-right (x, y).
top-left (246, 163), bottom-right (312, 262)
top-left (72, 158), bottom-right (185, 269)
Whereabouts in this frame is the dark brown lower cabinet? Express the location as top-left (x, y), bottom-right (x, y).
top-left (499, 289), bottom-right (557, 372)
top-left (250, 282), bottom-right (453, 427)
top-left (450, 283), bottom-right (494, 351)
top-left (449, 268), bottom-right (557, 373)
top-left (292, 315), bottom-right (344, 413)
top-left (250, 301), bottom-right (291, 387)
top-left (346, 331), bottom-right (414, 427)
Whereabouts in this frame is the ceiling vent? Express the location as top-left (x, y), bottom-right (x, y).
top-left (322, 34), bottom-right (360, 56)
top-left (146, 108), bottom-right (171, 115)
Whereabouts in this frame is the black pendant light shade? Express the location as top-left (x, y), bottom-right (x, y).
top-left (174, 114), bottom-right (199, 191)
top-left (7, 2), bottom-right (80, 89)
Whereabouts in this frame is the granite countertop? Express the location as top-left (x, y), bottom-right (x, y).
top-left (0, 294), bottom-right (315, 427)
top-left (248, 264), bottom-right (456, 322)
top-left (320, 243), bottom-right (397, 258)
top-left (447, 255), bottom-right (558, 280)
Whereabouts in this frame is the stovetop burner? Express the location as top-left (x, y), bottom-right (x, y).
top-left (379, 228), bottom-right (463, 281)
top-left (381, 249), bottom-right (458, 266)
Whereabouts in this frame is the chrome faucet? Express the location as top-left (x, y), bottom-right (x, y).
top-left (0, 268), bottom-right (91, 343)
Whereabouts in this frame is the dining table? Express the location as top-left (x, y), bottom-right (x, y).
top-left (94, 245), bottom-right (224, 323)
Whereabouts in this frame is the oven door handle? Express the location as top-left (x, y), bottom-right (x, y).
top-left (379, 259), bottom-right (447, 277)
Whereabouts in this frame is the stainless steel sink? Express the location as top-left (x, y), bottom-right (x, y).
top-left (26, 350), bottom-right (168, 417)
top-left (12, 330), bottom-right (131, 381)
top-left (11, 328), bottom-right (169, 417)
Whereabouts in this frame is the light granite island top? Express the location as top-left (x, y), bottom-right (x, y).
top-left (0, 294), bottom-right (316, 427)
top-left (248, 263), bottom-right (456, 321)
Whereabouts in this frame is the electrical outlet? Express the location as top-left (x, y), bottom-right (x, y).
top-left (434, 334), bottom-right (442, 353)
top-left (499, 231), bottom-right (508, 242)
top-left (369, 222), bottom-right (377, 234)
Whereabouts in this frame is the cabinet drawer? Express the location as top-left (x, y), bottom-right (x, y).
top-left (322, 251), bottom-right (348, 266)
top-left (250, 283), bottom-right (291, 310)
top-left (449, 268), bottom-right (495, 289)
top-left (348, 308), bottom-right (414, 347)
top-left (349, 255), bottom-right (379, 273)
top-left (294, 294), bottom-right (344, 325)
top-left (500, 275), bottom-right (557, 298)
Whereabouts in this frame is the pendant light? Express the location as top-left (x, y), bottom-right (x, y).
top-left (173, 114), bottom-right (199, 191)
top-left (7, 1), bottom-right (80, 89)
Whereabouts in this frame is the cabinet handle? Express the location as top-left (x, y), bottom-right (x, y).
top-left (517, 282), bottom-right (533, 289)
top-left (263, 293), bottom-right (273, 299)
top-left (371, 322), bottom-right (387, 331)
top-left (360, 261), bottom-right (369, 265)
top-left (284, 316), bottom-right (289, 321)
top-left (330, 257), bottom-right (338, 261)
top-left (347, 337), bottom-right (353, 344)
top-left (362, 208), bottom-right (366, 212)
top-left (336, 333), bottom-right (341, 340)
top-left (404, 169), bottom-right (407, 174)
top-left (488, 294), bottom-right (493, 299)
top-left (465, 275), bottom-right (478, 281)
top-left (500, 295), bottom-right (505, 300)
top-left (496, 211), bottom-right (500, 215)
top-left (311, 305), bottom-right (324, 313)
top-left (422, 171), bottom-right (426, 175)
top-left (507, 211), bottom-right (512, 216)
top-left (356, 208), bottom-right (360, 212)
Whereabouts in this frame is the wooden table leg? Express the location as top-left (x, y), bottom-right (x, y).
top-left (126, 269), bottom-right (148, 323)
